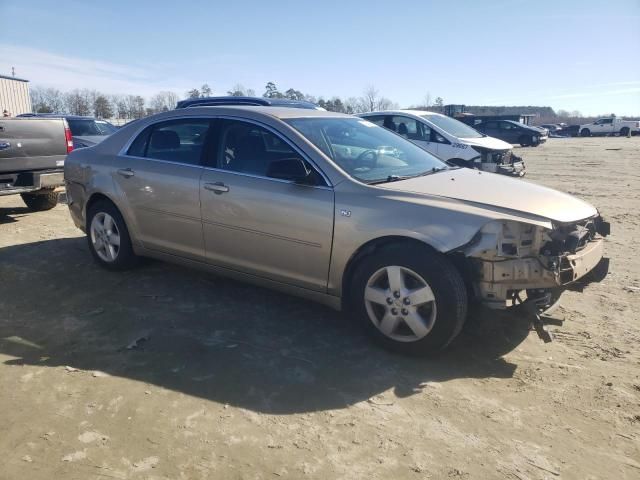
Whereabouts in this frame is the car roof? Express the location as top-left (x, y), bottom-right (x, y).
top-left (161, 105), bottom-right (350, 120)
top-left (175, 96), bottom-right (322, 110)
top-left (361, 109), bottom-right (447, 119)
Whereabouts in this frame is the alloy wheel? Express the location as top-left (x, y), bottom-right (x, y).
top-left (90, 212), bottom-right (121, 262)
top-left (364, 266), bottom-right (437, 342)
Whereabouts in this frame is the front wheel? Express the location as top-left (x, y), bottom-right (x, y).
top-left (580, 128), bottom-right (591, 137)
top-left (349, 243), bottom-right (467, 355)
top-left (20, 189), bottom-right (59, 211)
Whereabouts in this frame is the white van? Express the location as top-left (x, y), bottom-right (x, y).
top-left (359, 110), bottom-right (525, 177)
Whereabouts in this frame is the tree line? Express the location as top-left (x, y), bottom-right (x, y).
top-left (30, 87), bottom-right (179, 120)
top-left (31, 81), bottom-right (609, 125)
top-left (29, 82), bottom-right (402, 119)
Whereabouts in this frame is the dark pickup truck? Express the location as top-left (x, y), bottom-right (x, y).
top-left (0, 117), bottom-right (72, 211)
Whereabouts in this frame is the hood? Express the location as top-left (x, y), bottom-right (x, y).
top-left (377, 168), bottom-right (597, 224)
top-left (458, 135), bottom-right (512, 151)
top-left (73, 135), bottom-right (108, 148)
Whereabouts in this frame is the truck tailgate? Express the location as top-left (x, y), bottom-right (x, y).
top-left (0, 118), bottom-right (67, 173)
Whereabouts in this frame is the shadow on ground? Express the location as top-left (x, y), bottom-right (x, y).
top-left (0, 205), bottom-right (32, 225)
top-left (0, 238), bottom-right (532, 414)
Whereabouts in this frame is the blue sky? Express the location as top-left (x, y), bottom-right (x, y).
top-left (1, 0), bottom-right (639, 115)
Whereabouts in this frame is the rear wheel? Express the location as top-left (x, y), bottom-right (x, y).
top-left (580, 128), bottom-right (591, 137)
top-left (349, 243), bottom-right (467, 355)
top-left (86, 200), bottom-right (138, 270)
top-left (20, 189), bottom-right (59, 211)
top-left (620, 127), bottom-right (630, 137)
top-left (518, 135), bottom-right (530, 147)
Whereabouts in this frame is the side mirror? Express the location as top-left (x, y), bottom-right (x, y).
top-left (267, 158), bottom-right (313, 184)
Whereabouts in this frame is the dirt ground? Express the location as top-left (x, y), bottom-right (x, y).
top-left (1, 137), bottom-right (639, 480)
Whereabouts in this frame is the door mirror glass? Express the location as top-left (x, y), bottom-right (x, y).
top-left (267, 158), bottom-right (312, 184)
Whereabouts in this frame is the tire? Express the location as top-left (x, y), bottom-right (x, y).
top-left (530, 135), bottom-right (540, 147)
top-left (580, 128), bottom-right (591, 137)
top-left (518, 135), bottom-right (530, 147)
top-left (349, 242), bottom-right (467, 355)
top-left (20, 189), bottom-right (59, 211)
top-left (620, 127), bottom-right (630, 137)
top-left (86, 200), bottom-right (138, 271)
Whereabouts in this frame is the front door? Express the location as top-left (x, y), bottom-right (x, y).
top-left (113, 118), bottom-right (211, 260)
top-left (498, 121), bottom-right (521, 143)
top-left (199, 119), bottom-right (334, 292)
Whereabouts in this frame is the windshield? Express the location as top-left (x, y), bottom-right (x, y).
top-left (420, 114), bottom-right (483, 139)
top-left (286, 117), bottom-right (447, 183)
top-left (67, 119), bottom-right (104, 136)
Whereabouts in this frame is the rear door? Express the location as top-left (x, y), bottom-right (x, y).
top-left (199, 119), bottom-right (334, 292)
top-left (113, 118), bottom-right (210, 260)
top-left (0, 118), bottom-right (67, 172)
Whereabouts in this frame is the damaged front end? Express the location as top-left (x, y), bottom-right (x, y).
top-left (461, 215), bottom-right (610, 309)
top-left (470, 147), bottom-right (526, 177)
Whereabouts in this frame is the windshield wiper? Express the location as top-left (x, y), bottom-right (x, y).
top-left (416, 166), bottom-right (448, 176)
top-left (368, 167), bottom-right (448, 185)
top-left (367, 175), bottom-right (411, 185)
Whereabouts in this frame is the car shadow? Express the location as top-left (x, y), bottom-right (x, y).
top-left (0, 205), bottom-right (31, 224)
top-left (0, 238), bottom-right (532, 414)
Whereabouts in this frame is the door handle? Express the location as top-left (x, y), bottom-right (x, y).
top-left (117, 168), bottom-right (135, 178)
top-left (0, 141), bottom-right (10, 150)
top-left (204, 182), bottom-right (229, 194)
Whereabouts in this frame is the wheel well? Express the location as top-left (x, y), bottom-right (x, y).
top-left (341, 236), bottom-right (439, 307)
top-left (85, 193), bottom-right (117, 224)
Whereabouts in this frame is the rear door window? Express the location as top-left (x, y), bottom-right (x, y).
top-left (128, 119), bottom-right (211, 165)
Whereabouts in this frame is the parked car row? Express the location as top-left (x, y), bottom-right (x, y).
top-left (2, 97), bottom-right (611, 355)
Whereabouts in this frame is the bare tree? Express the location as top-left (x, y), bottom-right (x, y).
top-left (30, 86), bottom-right (52, 113)
top-left (65, 89), bottom-right (91, 116)
top-left (362, 86), bottom-right (379, 112)
top-left (227, 83), bottom-right (248, 96)
top-left (125, 95), bottom-right (145, 119)
top-left (201, 84), bottom-right (212, 97)
top-left (149, 91), bottom-right (179, 113)
top-left (423, 92), bottom-right (432, 108)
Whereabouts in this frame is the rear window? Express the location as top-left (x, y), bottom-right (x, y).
top-left (67, 119), bottom-right (102, 136)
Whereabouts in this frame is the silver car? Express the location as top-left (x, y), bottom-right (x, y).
top-left (64, 107), bottom-right (609, 354)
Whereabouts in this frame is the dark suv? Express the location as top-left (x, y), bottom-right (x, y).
top-left (175, 96), bottom-right (322, 110)
top-left (474, 120), bottom-right (548, 147)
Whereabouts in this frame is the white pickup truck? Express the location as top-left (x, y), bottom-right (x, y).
top-left (580, 117), bottom-right (640, 137)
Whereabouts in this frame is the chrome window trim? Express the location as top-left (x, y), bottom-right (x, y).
top-left (118, 114), bottom-right (333, 188)
top-left (200, 165), bottom-right (333, 191)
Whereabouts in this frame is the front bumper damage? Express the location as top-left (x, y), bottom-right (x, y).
top-left (472, 150), bottom-right (526, 177)
top-left (465, 215), bottom-right (610, 309)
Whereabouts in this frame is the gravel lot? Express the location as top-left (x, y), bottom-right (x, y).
top-left (1, 137), bottom-right (639, 480)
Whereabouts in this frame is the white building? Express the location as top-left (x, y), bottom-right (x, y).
top-left (0, 74), bottom-right (32, 116)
